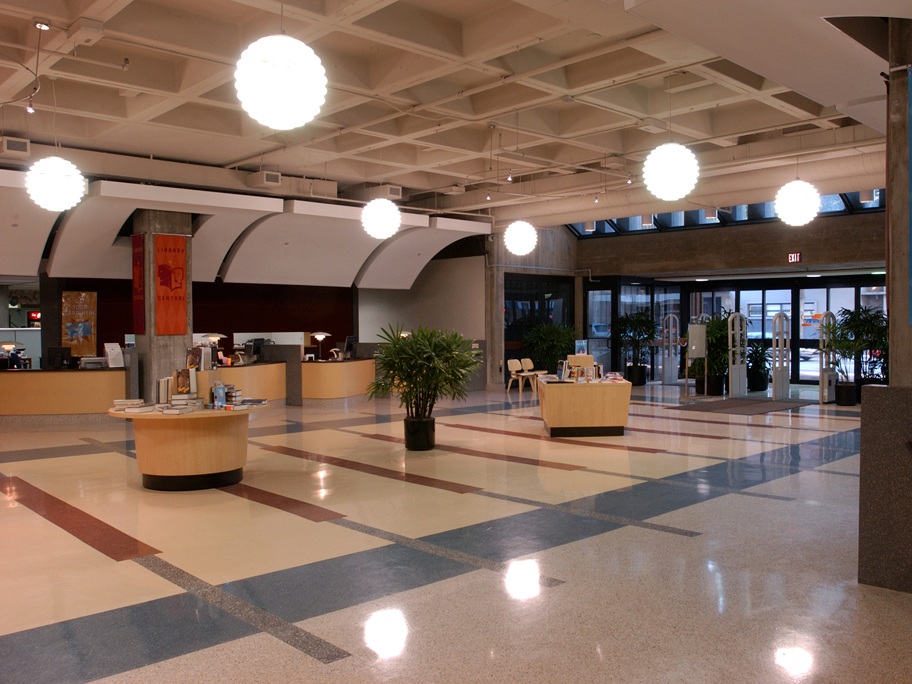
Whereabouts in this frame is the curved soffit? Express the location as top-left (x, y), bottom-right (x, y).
top-left (355, 216), bottom-right (492, 289)
top-left (0, 170), bottom-right (59, 278)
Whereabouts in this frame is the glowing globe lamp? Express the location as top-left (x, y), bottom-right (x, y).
top-left (361, 198), bottom-right (401, 239)
top-left (25, 156), bottom-right (86, 211)
top-left (235, 35), bottom-right (327, 130)
top-left (643, 142), bottom-right (699, 201)
top-left (504, 221), bottom-right (537, 255)
top-left (775, 180), bottom-right (820, 226)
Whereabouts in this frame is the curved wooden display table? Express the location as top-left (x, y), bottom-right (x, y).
top-left (108, 409), bottom-right (251, 491)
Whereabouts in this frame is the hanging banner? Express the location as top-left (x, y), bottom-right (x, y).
top-left (61, 291), bottom-right (97, 357)
top-left (154, 234), bottom-right (187, 335)
top-left (132, 233), bottom-right (145, 335)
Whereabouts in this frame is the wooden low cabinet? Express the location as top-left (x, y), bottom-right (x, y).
top-left (538, 379), bottom-right (633, 437)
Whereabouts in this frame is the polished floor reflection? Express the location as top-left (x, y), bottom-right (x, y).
top-left (2, 384), bottom-right (910, 683)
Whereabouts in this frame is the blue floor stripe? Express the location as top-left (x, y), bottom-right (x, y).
top-left (419, 507), bottom-right (622, 563)
top-left (221, 544), bottom-right (475, 622)
top-left (2, 593), bottom-right (257, 684)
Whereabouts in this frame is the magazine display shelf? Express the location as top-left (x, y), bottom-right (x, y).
top-left (537, 379), bottom-right (633, 436)
top-left (108, 409), bottom-right (252, 491)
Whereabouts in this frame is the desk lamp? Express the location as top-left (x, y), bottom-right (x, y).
top-left (313, 332), bottom-right (330, 360)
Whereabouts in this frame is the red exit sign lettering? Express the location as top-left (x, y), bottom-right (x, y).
top-left (788, 252), bottom-right (801, 263)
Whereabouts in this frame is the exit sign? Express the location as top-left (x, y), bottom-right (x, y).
top-left (788, 252), bottom-right (801, 263)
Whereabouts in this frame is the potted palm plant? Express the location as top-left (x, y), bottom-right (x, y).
top-left (523, 322), bottom-right (578, 374)
top-left (617, 308), bottom-right (658, 386)
top-left (367, 323), bottom-right (482, 450)
top-left (821, 317), bottom-right (863, 406)
top-left (746, 340), bottom-right (770, 392)
top-left (687, 312), bottom-right (730, 395)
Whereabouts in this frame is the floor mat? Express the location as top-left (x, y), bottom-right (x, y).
top-left (669, 398), bottom-right (815, 415)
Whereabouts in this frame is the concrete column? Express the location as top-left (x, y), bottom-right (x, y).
top-left (133, 210), bottom-right (193, 402)
top-left (858, 18), bottom-right (912, 593)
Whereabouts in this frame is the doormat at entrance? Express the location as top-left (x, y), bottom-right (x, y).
top-left (669, 398), bottom-right (815, 416)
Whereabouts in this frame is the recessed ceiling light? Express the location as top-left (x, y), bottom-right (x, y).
top-left (695, 278), bottom-right (709, 282)
top-left (34, 18), bottom-right (50, 31)
top-left (806, 274), bottom-right (821, 278)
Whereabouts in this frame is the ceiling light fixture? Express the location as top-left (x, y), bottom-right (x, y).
top-left (503, 221), bottom-right (537, 256)
top-left (34, 18), bottom-right (50, 31)
top-left (26, 157), bottom-right (86, 211)
top-left (775, 179), bottom-right (819, 226)
top-left (361, 198), bottom-right (401, 239)
top-left (235, 34), bottom-right (327, 130)
top-left (507, 170), bottom-right (513, 182)
top-left (643, 143), bottom-right (699, 200)
top-left (594, 194), bottom-right (599, 204)
top-left (486, 192), bottom-right (491, 201)
top-left (25, 98), bottom-right (35, 114)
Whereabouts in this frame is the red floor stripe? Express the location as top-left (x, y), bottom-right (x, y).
top-left (441, 422), bottom-right (666, 453)
top-left (361, 433), bottom-right (583, 470)
top-left (2, 475), bottom-right (160, 561)
top-left (219, 483), bottom-right (345, 522)
top-left (254, 444), bottom-right (481, 494)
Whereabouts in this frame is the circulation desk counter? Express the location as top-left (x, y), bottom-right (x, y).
top-left (0, 369), bottom-right (125, 415)
top-left (537, 378), bottom-right (633, 437)
top-left (300, 359), bottom-right (376, 399)
top-left (108, 408), bottom-right (252, 491)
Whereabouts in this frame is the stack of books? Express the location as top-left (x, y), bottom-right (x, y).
top-left (225, 385), bottom-right (242, 403)
top-left (111, 399), bottom-right (147, 412)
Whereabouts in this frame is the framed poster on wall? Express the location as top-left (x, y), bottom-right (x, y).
top-left (61, 291), bottom-right (97, 357)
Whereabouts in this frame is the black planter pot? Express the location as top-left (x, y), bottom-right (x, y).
top-left (706, 374), bottom-right (726, 396)
top-left (404, 417), bottom-right (436, 451)
top-left (626, 364), bottom-right (648, 386)
top-left (835, 382), bottom-right (858, 406)
top-left (693, 377), bottom-right (706, 395)
top-left (747, 371), bottom-right (769, 392)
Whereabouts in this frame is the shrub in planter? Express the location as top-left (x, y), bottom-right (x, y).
top-left (367, 323), bottom-right (482, 450)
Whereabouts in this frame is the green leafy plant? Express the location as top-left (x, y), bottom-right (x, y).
top-left (367, 323), bottom-right (482, 420)
top-left (837, 306), bottom-right (888, 381)
top-left (523, 322), bottom-right (578, 373)
top-left (746, 339), bottom-right (770, 376)
top-left (616, 308), bottom-right (659, 367)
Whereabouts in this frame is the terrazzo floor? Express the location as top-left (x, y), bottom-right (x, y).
top-left (2, 382), bottom-right (910, 683)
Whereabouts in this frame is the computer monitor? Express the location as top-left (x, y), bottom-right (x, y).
top-left (46, 346), bottom-right (72, 370)
top-left (343, 335), bottom-right (358, 359)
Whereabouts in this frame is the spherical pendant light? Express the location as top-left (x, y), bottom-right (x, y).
top-left (235, 34), bottom-right (327, 130)
top-left (25, 156), bottom-right (86, 211)
top-left (504, 221), bottom-right (537, 256)
top-left (775, 180), bottom-right (820, 226)
top-left (642, 142), bottom-right (699, 201)
top-left (361, 198), bottom-right (401, 239)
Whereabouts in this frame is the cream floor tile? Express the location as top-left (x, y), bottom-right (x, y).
top-left (0, 503), bottom-right (180, 635)
top-left (243, 447), bottom-right (537, 539)
top-left (9, 451), bottom-right (391, 586)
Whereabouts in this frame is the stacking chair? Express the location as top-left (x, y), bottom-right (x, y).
top-left (520, 358), bottom-right (547, 397)
top-left (506, 358), bottom-right (537, 399)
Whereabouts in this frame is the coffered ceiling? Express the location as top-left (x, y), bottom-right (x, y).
top-left (0, 0), bottom-right (904, 284)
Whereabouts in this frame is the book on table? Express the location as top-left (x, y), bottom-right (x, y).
top-left (162, 405), bottom-right (194, 415)
top-left (124, 404), bottom-right (155, 413)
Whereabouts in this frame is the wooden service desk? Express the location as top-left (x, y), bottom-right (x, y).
top-left (537, 379), bottom-right (632, 437)
top-left (108, 409), bottom-right (252, 491)
top-left (0, 369), bottom-right (125, 415)
top-left (301, 358), bottom-right (376, 399)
